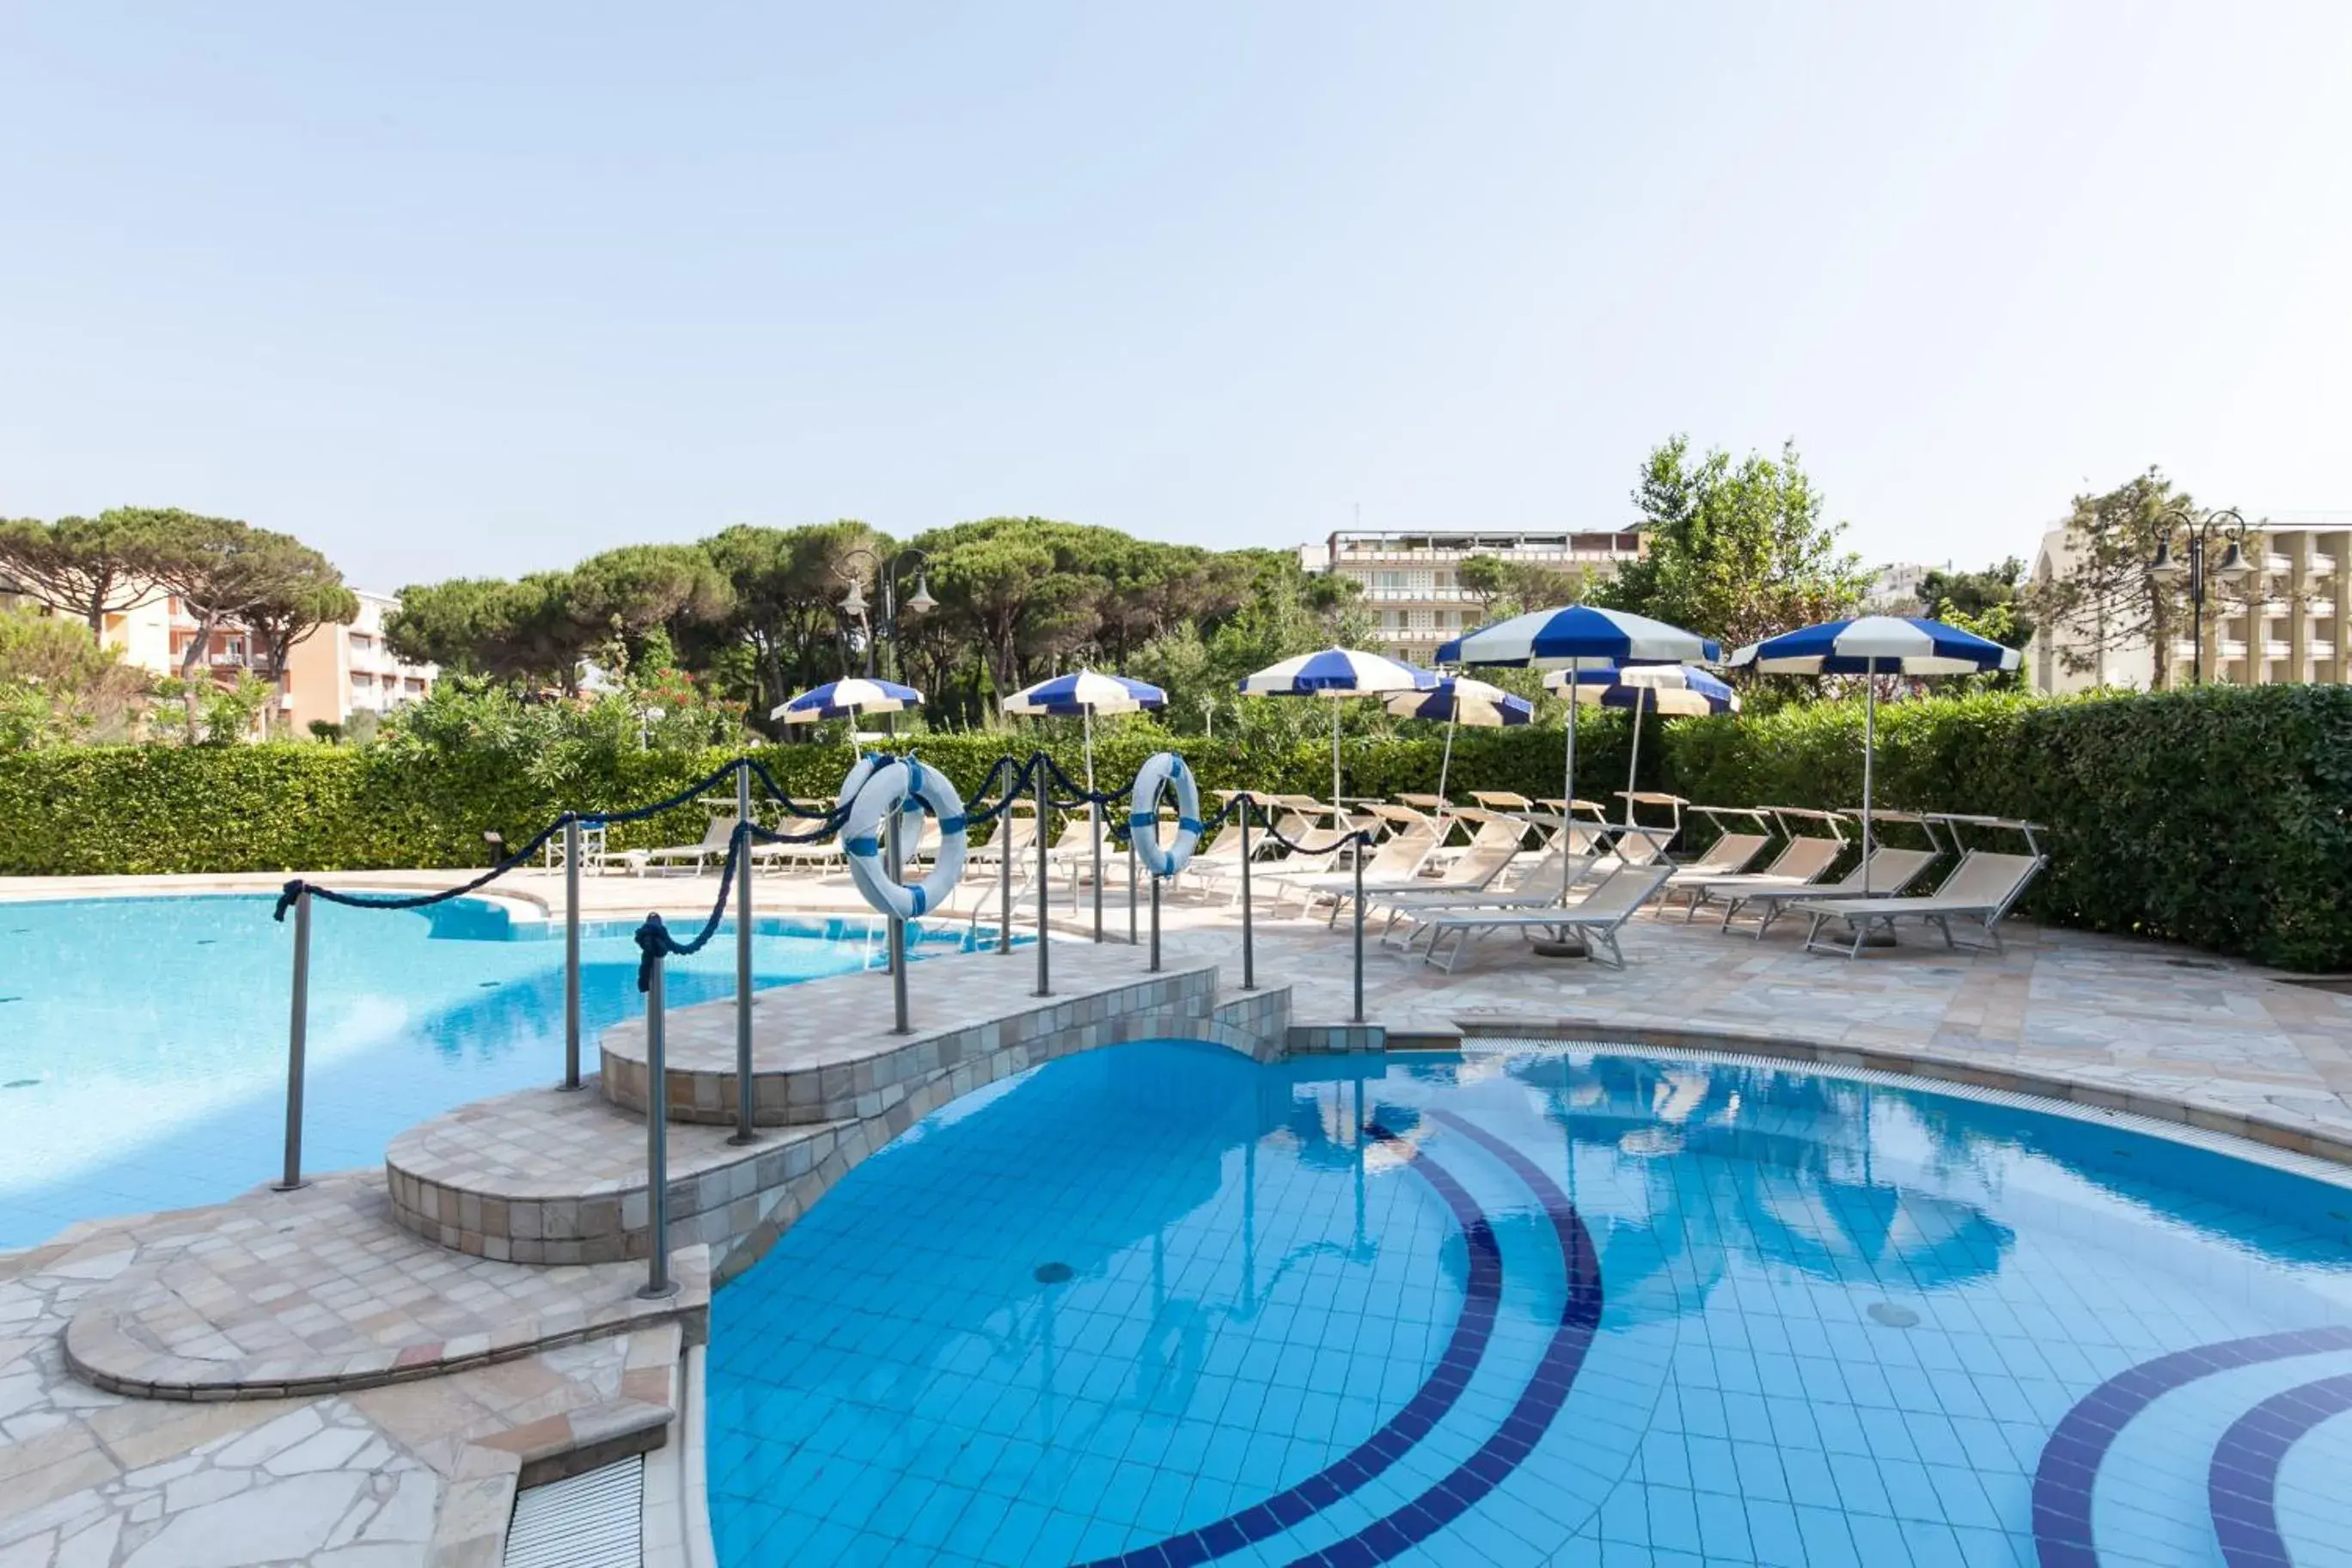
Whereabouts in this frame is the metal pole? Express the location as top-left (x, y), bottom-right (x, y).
top-left (562, 816), bottom-right (582, 1091)
top-left (887, 797), bottom-right (910, 1034)
top-left (1087, 714), bottom-right (1103, 943)
top-left (1033, 758), bottom-right (1052, 998)
top-left (1149, 872), bottom-right (1162, 973)
top-left (274, 887), bottom-right (312, 1192)
top-left (641, 950), bottom-right (674, 1298)
top-left (1239, 802), bottom-right (1255, 991)
top-left (1561, 681), bottom-right (1580, 900)
top-left (2190, 534), bottom-right (2206, 686)
top-left (1861, 660), bottom-right (1877, 897)
top-left (998, 805), bottom-right (1013, 956)
top-left (732, 766), bottom-right (757, 1141)
top-left (1352, 836), bottom-right (1365, 1024)
top-left (1127, 832), bottom-right (1139, 945)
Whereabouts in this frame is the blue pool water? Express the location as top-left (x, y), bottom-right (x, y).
top-left (0, 894), bottom-right (987, 1249)
top-left (706, 1042), bottom-right (2352, 1567)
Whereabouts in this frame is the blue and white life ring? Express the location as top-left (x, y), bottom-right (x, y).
top-left (1129, 751), bottom-right (1202, 878)
top-left (840, 756), bottom-right (968, 920)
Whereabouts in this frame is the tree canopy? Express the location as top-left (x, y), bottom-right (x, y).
top-left (2020, 467), bottom-right (2233, 689)
top-left (1598, 436), bottom-right (1869, 651)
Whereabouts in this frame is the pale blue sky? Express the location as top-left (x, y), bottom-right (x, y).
top-left (4, 3), bottom-right (2347, 591)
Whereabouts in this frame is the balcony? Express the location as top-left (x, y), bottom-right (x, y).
top-left (2312, 553), bottom-right (2337, 575)
top-left (1353, 586), bottom-right (1479, 602)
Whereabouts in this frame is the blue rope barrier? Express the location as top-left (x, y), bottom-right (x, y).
top-left (741, 758), bottom-right (845, 817)
top-left (273, 814), bottom-right (572, 920)
top-left (575, 762), bottom-right (742, 828)
top-left (632, 824), bottom-right (748, 991)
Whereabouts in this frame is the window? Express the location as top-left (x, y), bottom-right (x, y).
top-left (352, 672), bottom-right (373, 686)
top-left (1374, 571), bottom-right (1404, 590)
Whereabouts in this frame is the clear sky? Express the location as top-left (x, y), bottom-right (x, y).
top-left (4, 3), bottom-right (2348, 592)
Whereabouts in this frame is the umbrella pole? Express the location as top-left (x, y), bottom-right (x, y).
top-left (1331, 700), bottom-right (1342, 815)
top-left (1862, 658), bottom-right (1876, 896)
top-left (1561, 685), bottom-right (1578, 901)
top-left (1437, 715), bottom-right (1457, 807)
top-left (1087, 710), bottom-right (1102, 943)
top-left (1624, 688), bottom-right (1644, 827)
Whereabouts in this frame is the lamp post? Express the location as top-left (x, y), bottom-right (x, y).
top-left (836, 547), bottom-right (936, 733)
top-left (2147, 506), bottom-right (2251, 686)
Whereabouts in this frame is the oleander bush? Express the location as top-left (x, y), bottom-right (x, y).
top-left (3, 684), bottom-right (2347, 969)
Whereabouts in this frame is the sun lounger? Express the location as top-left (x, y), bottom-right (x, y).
top-left (1419, 863), bottom-right (1676, 972)
top-left (1714, 845), bottom-right (1940, 937)
top-left (639, 813), bottom-right (739, 874)
top-left (1378, 849), bottom-right (1610, 948)
top-left (1674, 807), bottom-right (1775, 879)
top-left (1664, 808), bottom-right (1847, 919)
top-left (1796, 849), bottom-right (2047, 957)
top-left (1259, 822), bottom-right (1440, 918)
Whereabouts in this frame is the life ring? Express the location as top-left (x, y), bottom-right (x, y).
top-left (841, 757), bottom-right (968, 920)
top-left (1128, 751), bottom-right (1202, 878)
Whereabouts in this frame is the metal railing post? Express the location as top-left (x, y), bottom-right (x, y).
top-left (1127, 832), bottom-right (1139, 945)
top-left (887, 797), bottom-right (911, 1034)
top-left (562, 815), bottom-right (583, 1090)
top-left (1033, 758), bottom-right (1052, 998)
top-left (274, 887), bottom-right (312, 1192)
top-left (1090, 803), bottom-right (1104, 943)
top-left (998, 807), bottom-right (1013, 955)
top-left (1149, 871), bottom-right (1162, 973)
top-left (1239, 800), bottom-right (1255, 991)
top-left (641, 949), bottom-right (675, 1299)
top-left (1352, 833), bottom-right (1366, 1024)
top-left (732, 769), bottom-right (759, 1142)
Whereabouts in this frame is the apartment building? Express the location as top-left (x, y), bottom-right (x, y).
top-left (0, 579), bottom-right (434, 733)
top-left (1301, 528), bottom-right (1646, 659)
top-left (2027, 517), bottom-right (2351, 692)
top-left (283, 590), bottom-right (434, 730)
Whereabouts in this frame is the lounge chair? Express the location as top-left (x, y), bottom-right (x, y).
top-left (1673, 807), bottom-right (1775, 879)
top-left (1714, 845), bottom-right (1940, 937)
top-left (1796, 849), bottom-right (2047, 957)
top-left (1664, 808), bottom-right (1847, 919)
top-left (1356, 839), bottom-right (1522, 928)
top-left (1378, 847), bottom-right (1610, 948)
top-left (1258, 821), bottom-right (1440, 918)
top-left (1419, 863), bottom-right (1677, 972)
top-left (749, 816), bottom-right (846, 876)
top-left (639, 813), bottom-right (739, 874)
top-left (962, 814), bottom-right (1040, 877)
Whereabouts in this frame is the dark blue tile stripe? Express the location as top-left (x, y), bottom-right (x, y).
top-left (1276, 1108), bottom-right (1605, 1568)
top-left (2030, 1325), bottom-right (2352, 1568)
top-left (1078, 1123), bottom-right (1505, 1568)
top-left (2208, 1370), bottom-right (2352, 1568)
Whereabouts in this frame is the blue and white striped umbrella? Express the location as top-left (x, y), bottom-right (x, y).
top-left (1547, 665), bottom-right (1739, 824)
top-left (1384, 675), bottom-right (1535, 805)
top-left (1238, 647), bottom-right (1436, 805)
top-left (1726, 615), bottom-right (2020, 677)
top-left (1001, 668), bottom-right (1169, 802)
top-left (770, 677), bottom-right (924, 723)
top-left (1001, 669), bottom-right (1168, 717)
top-left (1440, 607), bottom-right (1720, 901)
top-left (1437, 605), bottom-right (1724, 669)
top-left (1549, 662), bottom-right (1740, 717)
top-left (1729, 616), bottom-right (2018, 894)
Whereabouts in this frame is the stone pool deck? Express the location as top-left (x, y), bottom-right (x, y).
top-left (5, 864), bottom-right (2352, 1565)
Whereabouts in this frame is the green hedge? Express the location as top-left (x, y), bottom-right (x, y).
top-left (6, 685), bottom-right (2346, 970)
top-left (0, 722), bottom-right (1635, 876)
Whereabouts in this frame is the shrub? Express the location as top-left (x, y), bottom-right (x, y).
top-left (3, 686), bottom-right (2344, 970)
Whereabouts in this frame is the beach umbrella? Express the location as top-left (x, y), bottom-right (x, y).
top-left (1547, 664), bottom-right (1738, 825)
top-left (1439, 607), bottom-right (1720, 897)
top-left (1729, 615), bottom-right (2019, 892)
top-left (1383, 675), bottom-right (1534, 807)
top-left (1000, 668), bottom-right (1167, 799)
top-left (772, 677), bottom-right (924, 760)
top-left (1237, 647), bottom-right (1436, 808)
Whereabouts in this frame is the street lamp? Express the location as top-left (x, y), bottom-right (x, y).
top-left (2147, 505), bottom-right (2251, 686)
top-left (835, 547), bottom-right (935, 727)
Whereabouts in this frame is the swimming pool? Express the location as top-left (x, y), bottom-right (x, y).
top-left (0, 894), bottom-right (989, 1249)
top-left (706, 1040), bottom-right (2352, 1567)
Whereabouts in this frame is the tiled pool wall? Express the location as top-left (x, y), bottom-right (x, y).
top-left (392, 968), bottom-right (1321, 1279)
